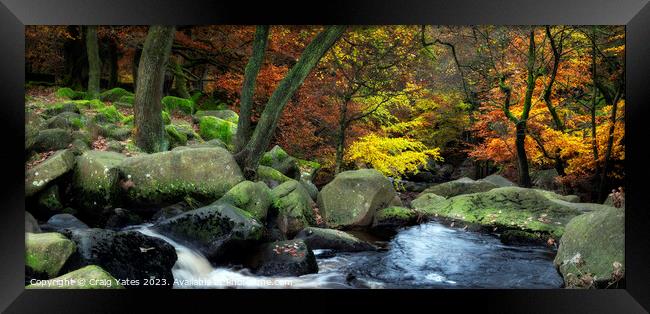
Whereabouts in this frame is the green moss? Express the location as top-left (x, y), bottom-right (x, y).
top-left (376, 206), bottom-right (416, 220)
top-left (162, 111), bottom-right (171, 125)
top-left (198, 116), bottom-right (237, 145)
top-left (56, 87), bottom-right (84, 100)
top-left (121, 114), bottom-right (134, 125)
top-left (118, 95), bottom-right (135, 104)
top-left (257, 165), bottom-right (292, 183)
top-left (70, 116), bottom-right (85, 129)
top-left (25, 232), bottom-right (76, 278)
top-left (218, 181), bottom-right (272, 221)
top-left (165, 124), bottom-right (188, 147)
top-left (99, 87), bottom-right (133, 102)
top-left (93, 105), bottom-right (124, 124)
top-left (162, 96), bottom-right (195, 114)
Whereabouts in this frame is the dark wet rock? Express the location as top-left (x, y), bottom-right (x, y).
top-left (248, 239), bottom-right (318, 276)
top-left (294, 227), bottom-right (376, 252)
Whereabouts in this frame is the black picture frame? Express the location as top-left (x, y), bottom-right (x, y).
top-left (1, 0), bottom-right (649, 312)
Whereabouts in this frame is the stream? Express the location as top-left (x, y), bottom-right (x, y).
top-left (135, 221), bottom-right (563, 289)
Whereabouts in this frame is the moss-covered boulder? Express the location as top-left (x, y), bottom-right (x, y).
top-left (372, 206), bottom-right (419, 233)
top-left (25, 232), bottom-right (76, 278)
top-left (55, 87), bottom-right (85, 100)
top-left (257, 165), bottom-right (292, 186)
top-left (248, 239), bottom-right (317, 276)
top-left (93, 105), bottom-right (124, 124)
top-left (260, 145), bottom-right (301, 180)
top-left (153, 202), bottom-right (263, 264)
top-left (536, 189), bottom-right (580, 203)
top-left (217, 181), bottom-right (272, 221)
top-left (44, 102), bottom-right (81, 117)
top-left (25, 111), bottom-right (45, 150)
top-left (554, 207), bottom-right (624, 288)
top-left (30, 128), bottom-right (74, 153)
top-left (531, 168), bottom-right (560, 191)
top-left (25, 149), bottom-right (75, 197)
top-left (26, 265), bottom-right (124, 289)
top-left (318, 169), bottom-right (401, 229)
top-left (194, 109), bottom-right (239, 123)
top-left (162, 110), bottom-right (171, 125)
top-left (420, 177), bottom-right (499, 198)
top-left (271, 180), bottom-right (316, 237)
top-left (99, 87), bottom-right (133, 103)
top-left (61, 228), bottom-right (176, 288)
top-left (198, 116), bottom-right (237, 146)
top-left (44, 112), bottom-right (83, 130)
top-left (410, 192), bottom-right (446, 210)
top-left (412, 186), bottom-right (583, 239)
top-left (294, 227), bottom-right (376, 252)
top-left (162, 96), bottom-right (195, 114)
top-left (96, 123), bottom-right (132, 141)
top-left (71, 150), bottom-right (126, 220)
top-left (114, 147), bottom-right (243, 207)
top-left (165, 124), bottom-right (188, 148)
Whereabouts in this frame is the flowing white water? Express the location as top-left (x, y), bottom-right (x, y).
top-left (135, 221), bottom-right (563, 289)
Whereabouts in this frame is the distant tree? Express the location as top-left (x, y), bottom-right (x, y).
top-left (133, 25), bottom-right (176, 153)
top-left (86, 26), bottom-right (101, 99)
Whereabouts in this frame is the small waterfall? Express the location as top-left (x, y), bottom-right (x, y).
top-left (134, 221), bottom-right (562, 289)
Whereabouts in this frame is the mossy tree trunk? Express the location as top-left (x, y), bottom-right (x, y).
top-left (86, 26), bottom-right (101, 99)
top-left (132, 48), bottom-right (142, 90)
top-left (235, 25), bottom-right (269, 153)
top-left (133, 25), bottom-right (176, 153)
top-left (106, 38), bottom-right (119, 88)
top-left (235, 25), bottom-right (346, 179)
top-left (543, 26), bottom-right (566, 176)
top-left (172, 57), bottom-right (191, 99)
top-left (63, 26), bottom-right (87, 90)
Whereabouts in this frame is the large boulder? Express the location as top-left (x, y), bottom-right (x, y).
top-left (153, 202), bottom-right (263, 265)
top-left (420, 177), bottom-right (499, 198)
top-left (30, 128), bottom-right (74, 153)
top-left (25, 149), bottom-right (75, 197)
top-left (26, 265), bottom-right (124, 289)
top-left (198, 116), bottom-right (237, 146)
top-left (411, 186), bottom-right (584, 239)
top-left (44, 112), bottom-right (83, 130)
top-left (260, 145), bottom-right (301, 180)
top-left (71, 150), bottom-right (126, 221)
top-left (271, 180), bottom-right (316, 237)
top-left (114, 147), bottom-right (244, 207)
top-left (554, 207), bottom-right (624, 288)
top-left (294, 227), bottom-right (376, 252)
top-left (248, 239), bottom-right (318, 276)
top-left (318, 169), bottom-right (401, 229)
top-left (25, 232), bottom-right (77, 278)
top-left (99, 87), bottom-right (133, 103)
top-left (40, 214), bottom-right (89, 232)
top-left (25, 111), bottom-right (45, 150)
top-left (217, 180), bottom-right (272, 221)
top-left (61, 228), bottom-right (177, 288)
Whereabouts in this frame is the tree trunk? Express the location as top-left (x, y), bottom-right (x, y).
top-left (172, 58), bottom-right (190, 99)
top-left (235, 25), bottom-right (346, 179)
top-left (515, 122), bottom-right (532, 187)
top-left (334, 97), bottom-right (350, 174)
top-left (106, 38), bottom-right (119, 88)
top-left (590, 26), bottom-right (599, 162)
top-left (235, 25), bottom-right (269, 153)
top-left (133, 25), bottom-right (176, 153)
top-left (63, 26), bottom-right (87, 89)
top-left (86, 26), bottom-right (101, 99)
top-left (132, 48), bottom-right (142, 90)
top-left (598, 91), bottom-right (622, 202)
